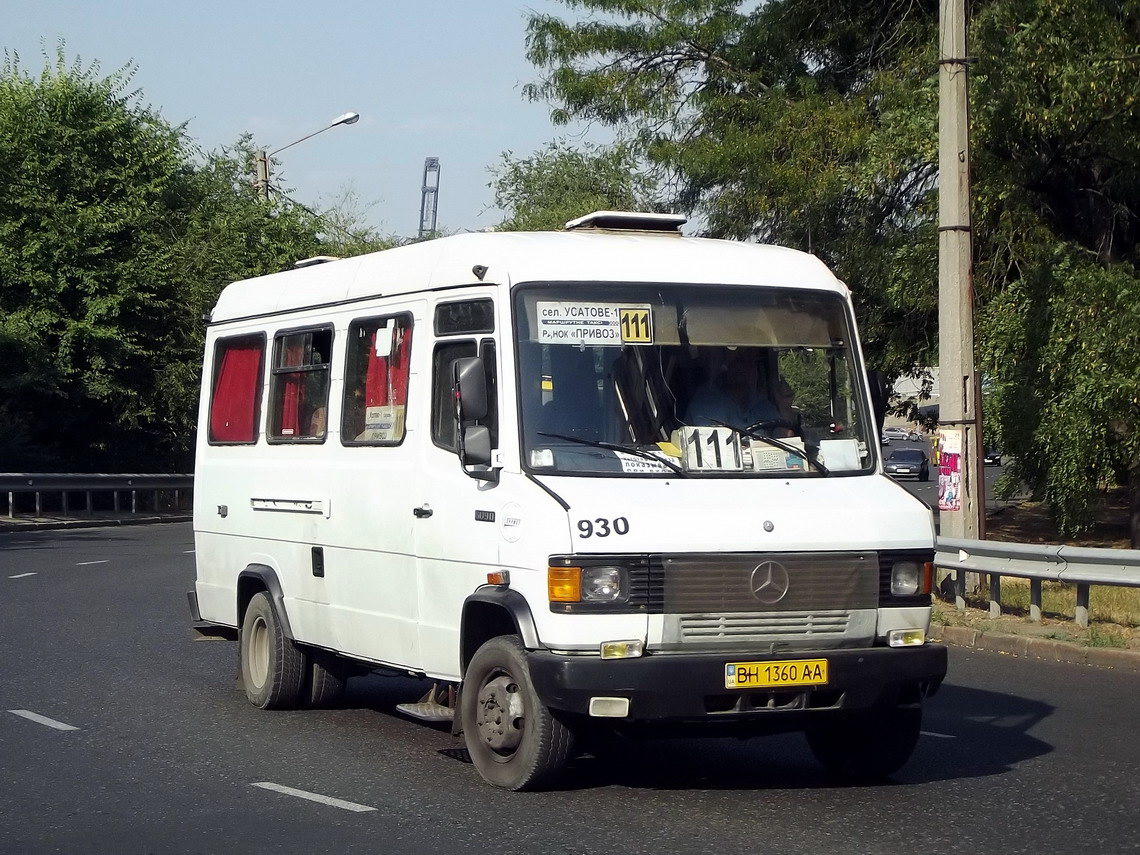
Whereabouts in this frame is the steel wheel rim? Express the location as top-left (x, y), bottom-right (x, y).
top-left (475, 668), bottom-right (526, 760)
top-left (249, 615), bottom-right (270, 688)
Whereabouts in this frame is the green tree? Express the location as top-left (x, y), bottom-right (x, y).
top-left (0, 51), bottom-right (333, 471)
top-left (969, 0), bottom-right (1140, 539)
top-left (523, 0), bottom-right (1140, 543)
top-left (490, 140), bottom-right (658, 230)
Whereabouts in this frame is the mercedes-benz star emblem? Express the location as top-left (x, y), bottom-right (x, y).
top-left (749, 561), bottom-right (790, 605)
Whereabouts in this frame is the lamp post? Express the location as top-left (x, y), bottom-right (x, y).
top-left (254, 111), bottom-right (360, 201)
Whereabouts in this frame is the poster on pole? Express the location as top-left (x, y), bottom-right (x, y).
top-left (937, 428), bottom-right (962, 512)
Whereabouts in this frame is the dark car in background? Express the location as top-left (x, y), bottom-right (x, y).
top-left (984, 447), bottom-right (1003, 466)
top-left (885, 448), bottom-right (930, 481)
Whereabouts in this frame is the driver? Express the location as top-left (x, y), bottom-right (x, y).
top-left (683, 347), bottom-right (796, 435)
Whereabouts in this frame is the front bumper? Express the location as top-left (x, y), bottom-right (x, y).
top-left (528, 644), bottom-right (947, 724)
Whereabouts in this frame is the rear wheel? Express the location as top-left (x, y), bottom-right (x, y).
top-left (460, 635), bottom-right (576, 790)
top-left (240, 591), bottom-right (306, 710)
top-left (805, 704), bottom-right (922, 781)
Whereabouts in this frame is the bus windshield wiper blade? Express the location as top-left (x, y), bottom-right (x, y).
top-left (536, 432), bottom-right (686, 476)
top-left (708, 420), bottom-right (831, 476)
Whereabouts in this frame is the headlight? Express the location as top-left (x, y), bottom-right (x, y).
top-left (890, 561), bottom-right (921, 596)
top-left (547, 564), bottom-right (629, 604)
top-left (581, 566), bottom-right (628, 603)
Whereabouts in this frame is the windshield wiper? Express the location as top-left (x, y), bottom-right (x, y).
top-left (708, 420), bottom-right (831, 476)
top-left (536, 432), bottom-right (686, 476)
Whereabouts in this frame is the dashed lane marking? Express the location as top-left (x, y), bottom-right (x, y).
top-left (183, 550), bottom-right (195, 554)
top-left (75, 560), bottom-right (109, 566)
top-left (8, 573), bottom-right (37, 579)
top-left (251, 782), bottom-right (376, 813)
top-left (921, 730), bottom-right (956, 739)
top-left (8, 710), bottom-right (79, 731)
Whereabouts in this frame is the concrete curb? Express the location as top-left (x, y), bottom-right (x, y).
top-left (930, 623), bottom-right (1140, 673)
top-left (0, 514), bottom-right (191, 533)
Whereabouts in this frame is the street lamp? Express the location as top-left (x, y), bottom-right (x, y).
top-left (255, 111), bottom-right (360, 200)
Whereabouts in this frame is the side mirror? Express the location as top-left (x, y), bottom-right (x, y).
top-left (462, 425), bottom-right (492, 466)
top-left (453, 356), bottom-right (498, 482)
top-left (453, 357), bottom-right (487, 422)
top-left (867, 369), bottom-right (888, 429)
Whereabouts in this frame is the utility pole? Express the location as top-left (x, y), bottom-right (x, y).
top-left (255, 149), bottom-right (270, 201)
top-left (938, 0), bottom-right (986, 604)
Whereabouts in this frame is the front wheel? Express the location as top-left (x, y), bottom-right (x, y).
top-left (460, 635), bottom-right (576, 790)
top-left (805, 704), bottom-right (922, 781)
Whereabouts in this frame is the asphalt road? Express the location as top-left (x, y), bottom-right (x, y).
top-left (1, 524), bottom-right (1137, 855)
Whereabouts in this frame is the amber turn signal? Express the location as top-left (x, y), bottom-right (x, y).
top-left (922, 561), bottom-right (934, 595)
top-left (548, 566), bottom-right (581, 602)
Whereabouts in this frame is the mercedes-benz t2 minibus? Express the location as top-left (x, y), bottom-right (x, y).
top-left (189, 211), bottom-right (946, 790)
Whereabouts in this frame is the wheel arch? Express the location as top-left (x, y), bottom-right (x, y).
top-left (237, 564), bottom-right (295, 640)
top-left (460, 588), bottom-right (540, 676)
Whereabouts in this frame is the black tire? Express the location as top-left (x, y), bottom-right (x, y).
top-left (460, 635), bottom-right (576, 791)
top-left (240, 591), bottom-right (306, 710)
top-left (305, 650), bottom-right (348, 708)
top-left (805, 705), bottom-right (922, 781)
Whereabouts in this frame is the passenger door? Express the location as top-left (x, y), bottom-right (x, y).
top-left (413, 296), bottom-right (502, 679)
top-left (322, 309), bottom-right (422, 668)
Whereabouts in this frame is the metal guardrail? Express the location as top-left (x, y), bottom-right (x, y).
top-left (2, 473), bottom-right (194, 519)
top-left (936, 536), bottom-right (1140, 627)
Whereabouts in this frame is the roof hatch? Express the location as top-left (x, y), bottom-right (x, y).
top-left (564, 210), bottom-right (687, 234)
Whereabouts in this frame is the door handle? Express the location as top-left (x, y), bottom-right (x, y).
top-left (413, 504), bottom-right (433, 519)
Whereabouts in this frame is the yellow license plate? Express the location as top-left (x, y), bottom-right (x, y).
top-left (725, 659), bottom-right (829, 689)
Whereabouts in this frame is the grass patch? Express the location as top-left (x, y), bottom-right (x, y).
top-left (983, 578), bottom-right (1140, 627)
top-left (1087, 625), bottom-right (1128, 648)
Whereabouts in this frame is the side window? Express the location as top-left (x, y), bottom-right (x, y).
top-left (342, 315), bottom-right (413, 445)
top-left (268, 327), bottom-right (332, 442)
top-left (208, 334), bottom-right (265, 444)
top-left (432, 341), bottom-right (477, 451)
top-left (434, 299), bottom-right (494, 336)
top-left (431, 338), bottom-right (499, 452)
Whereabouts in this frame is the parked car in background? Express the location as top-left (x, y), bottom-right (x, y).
top-left (883, 426), bottom-right (922, 442)
top-left (885, 448), bottom-right (930, 481)
top-left (984, 447), bottom-right (1003, 466)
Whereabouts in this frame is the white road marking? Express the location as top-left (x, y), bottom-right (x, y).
top-left (8, 572), bottom-right (37, 579)
top-left (182, 550), bottom-right (195, 554)
top-left (8, 710), bottom-right (79, 731)
top-left (75, 560), bottom-right (109, 566)
top-left (921, 730), bottom-right (956, 739)
top-left (251, 782), bottom-right (376, 813)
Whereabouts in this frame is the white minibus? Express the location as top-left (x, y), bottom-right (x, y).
top-left (189, 211), bottom-right (946, 790)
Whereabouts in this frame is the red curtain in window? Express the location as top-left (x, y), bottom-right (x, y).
top-left (278, 343), bottom-right (305, 436)
top-left (390, 326), bottom-right (411, 403)
top-left (210, 341), bottom-right (262, 442)
top-left (365, 331), bottom-right (389, 407)
top-left (364, 325), bottom-right (412, 407)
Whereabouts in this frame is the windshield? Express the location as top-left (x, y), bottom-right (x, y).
top-left (514, 282), bottom-right (875, 477)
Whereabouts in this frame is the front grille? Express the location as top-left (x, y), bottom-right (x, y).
top-left (663, 552), bottom-right (877, 613)
top-left (679, 609), bottom-right (851, 642)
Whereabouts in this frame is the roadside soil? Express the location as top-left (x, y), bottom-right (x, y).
top-left (984, 486), bottom-right (1132, 549)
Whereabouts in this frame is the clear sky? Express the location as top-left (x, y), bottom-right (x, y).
top-left (3, 0), bottom-right (607, 236)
